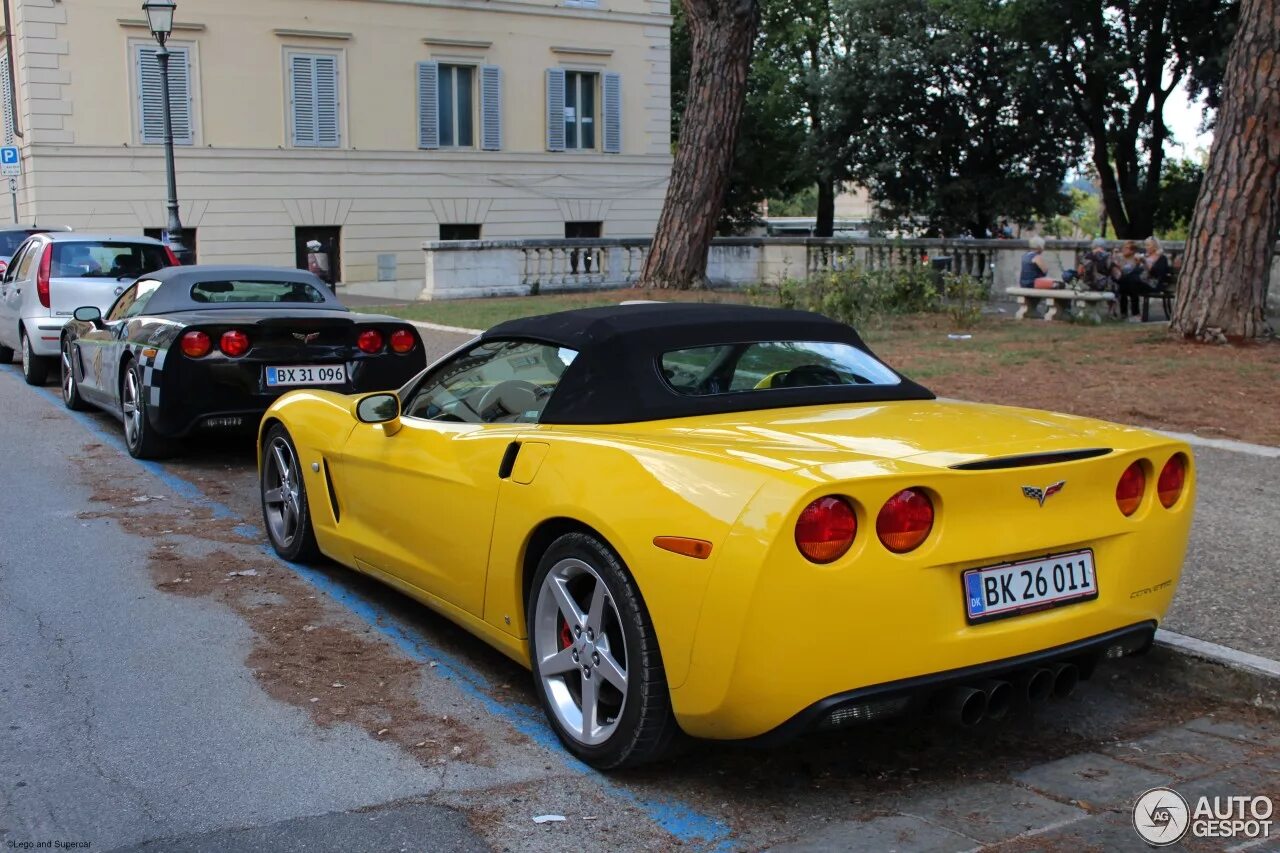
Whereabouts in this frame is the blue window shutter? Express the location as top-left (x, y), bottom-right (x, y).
top-left (602, 72), bottom-right (621, 154)
top-left (290, 54), bottom-right (316, 146)
top-left (137, 45), bottom-right (193, 145)
top-left (313, 55), bottom-right (340, 147)
top-left (480, 64), bottom-right (502, 151)
top-left (546, 68), bottom-right (565, 152)
top-left (418, 61), bottom-right (439, 149)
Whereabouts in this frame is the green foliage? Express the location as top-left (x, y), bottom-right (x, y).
top-left (751, 264), bottom-right (989, 329)
top-left (769, 186), bottom-right (820, 217)
top-left (824, 0), bottom-right (1083, 237)
top-left (1018, 0), bottom-right (1236, 237)
top-left (1154, 158), bottom-right (1205, 239)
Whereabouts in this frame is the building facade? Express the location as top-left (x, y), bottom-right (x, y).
top-left (0, 0), bottom-right (673, 286)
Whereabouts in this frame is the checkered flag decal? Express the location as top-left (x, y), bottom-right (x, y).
top-left (135, 345), bottom-right (167, 407)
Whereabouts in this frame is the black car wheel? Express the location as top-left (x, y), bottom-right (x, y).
top-left (527, 532), bottom-right (679, 770)
top-left (261, 423), bottom-right (320, 563)
top-left (61, 339), bottom-right (90, 411)
top-left (121, 359), bottom-right (171, 459)
top-left (20, 330), bottom-right (50, 386)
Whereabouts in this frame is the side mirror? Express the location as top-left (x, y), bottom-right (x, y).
top-left (355, 392), bottom-right (402, 436)
top-left (74, 306), bottom-right (104, 327)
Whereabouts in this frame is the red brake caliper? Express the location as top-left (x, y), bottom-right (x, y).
top-left (559, 618), bottom-right (573, 650)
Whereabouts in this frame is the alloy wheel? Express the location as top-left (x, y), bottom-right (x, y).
top-left (21, 334), bottom-right (30, 375)
top-left (533, 557), bottom-right (629, 746)
top-left (122, 369), bottom-right (143, 448)
top-left (263, 437), bottom-right (302, 548)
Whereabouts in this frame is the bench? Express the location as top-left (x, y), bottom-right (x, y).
top-left (1006, 287), bottom-right (1116, 322)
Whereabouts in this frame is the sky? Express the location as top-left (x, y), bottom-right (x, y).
top-left (1165, 82), bottom-right (1214, 158)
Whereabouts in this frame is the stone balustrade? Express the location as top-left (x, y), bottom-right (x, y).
top-left (337, 236), bottom-right (1243, 303)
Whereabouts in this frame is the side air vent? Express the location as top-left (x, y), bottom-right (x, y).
top-left (322, 458), bottom-right (341, 522)
top-left (950, 448), bottom-right (1111, 471)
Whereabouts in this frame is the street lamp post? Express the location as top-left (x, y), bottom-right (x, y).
top-left (143, 0), bottom-right (191, 264)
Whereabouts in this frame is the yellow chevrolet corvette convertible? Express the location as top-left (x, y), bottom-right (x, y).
top-left (258, 303), bottom-right (1194, 768)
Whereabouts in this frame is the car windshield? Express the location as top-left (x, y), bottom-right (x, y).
top-left (0, 230), bottom-right (40, 257)
top-left (661, 340), bottom-right (901, 396)
top-left (190, 280), bottom-right (329, 304)
top-left (51, 241), bottom-right (172, 279)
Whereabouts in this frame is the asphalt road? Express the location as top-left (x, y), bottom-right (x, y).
top-left (1, 342), bottom-right (1277, 853)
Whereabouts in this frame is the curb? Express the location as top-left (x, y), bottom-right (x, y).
top-left (410, 320), bottom-right (483, 337)
top-left (1151, 630), bottom-right (1280, 711)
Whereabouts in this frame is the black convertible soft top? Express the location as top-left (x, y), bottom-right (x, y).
top-left (483, 303), bottom-right (934, 424)
top-left (139, 265), bottom-right (346, 315)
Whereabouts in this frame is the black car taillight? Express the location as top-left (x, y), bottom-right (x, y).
top-left (356, 329), bottom-right (383, 353)
top-left (389, 329), bottom-right (416, 353)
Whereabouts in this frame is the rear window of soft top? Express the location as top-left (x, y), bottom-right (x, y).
top-left (661, 340), bottom-right (901, 396)
top-left (190, 280), bottom-right (328, 304)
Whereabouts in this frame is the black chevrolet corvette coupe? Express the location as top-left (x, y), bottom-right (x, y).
top-left (60, 265), bottom-right (427, 458)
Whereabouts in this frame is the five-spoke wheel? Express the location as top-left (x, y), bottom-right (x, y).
top-left (528, 532), bottom-right (678, 769)
top-left (261, 424), bottom-right (319, 562)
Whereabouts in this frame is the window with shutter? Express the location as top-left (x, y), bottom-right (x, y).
top-left (136, 44), bottom-right (194, 146)
top-left (418, 61), bottom-right (439, 149)
top-left (546, 68), bottom-right (566, 152)
top-left (602, 72), bottom-right (621, 154)
top-left (289, 53), bottom-right (341, 148)
top-left (480, 65), bottom-right (502, 151)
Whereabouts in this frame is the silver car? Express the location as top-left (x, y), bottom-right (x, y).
top-left (0, 232), bottom-right (177, 385)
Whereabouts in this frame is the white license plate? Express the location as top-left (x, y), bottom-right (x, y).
top-left (964, 549), bottom-right (1098, 624)
top-left (265, 365), bottom-right (347, 387)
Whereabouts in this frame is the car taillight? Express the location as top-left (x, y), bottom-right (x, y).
top-left (36, 245), bottom-right (52, 308)
top-left (164, 246), bottom-right (180, 266)
top-left (219, 329), bottom-right (250, 357)
top-left (0, 260), bottom-right (8, 276)
top-left (389, 329), bottom-right (416, 353)
top-left (876, 488), bottom-right (934, 553)
top-left (1115, 461), bottom-right (1146, 516)
top-left (1157, 454), bottom-right (1187, 508)
top-left (180, 330), bottom-right (211, 358)
top-left (795, 496), bottom-right (856, 563)
top-left (357, 329), bottom-right (384, 354)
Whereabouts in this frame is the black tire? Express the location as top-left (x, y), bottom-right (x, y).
top-left (61, 339), bottom-right (90, 411)
top-left (0, 343), bottom-right (13, 363)
top-left (121, 359), bottom-right (172, 459)
top-left (260, 423), bottom-right (321, 563)
top-left (20, 330), bottom-right (50, 386)
top-left (527, 532), bottom-right (679, 770)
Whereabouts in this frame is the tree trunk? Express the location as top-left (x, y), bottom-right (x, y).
top-left (1170, 0), bottom-right (1279, 342)
top-left (815, 179), bottom-right (835, 237)
top-left (641, 0), bottom-right (758, 289)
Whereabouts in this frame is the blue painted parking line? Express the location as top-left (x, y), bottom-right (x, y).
top-left (16, 371), bottom-right (734, 850)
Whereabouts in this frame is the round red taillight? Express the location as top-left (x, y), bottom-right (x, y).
top-left (389, 329), bottom-right (416, 354)
top-left (357, 329), bottom-right (384, 354)
top-left (219, 329), bottom-right (250, 358)
top-left (876, 488), bottom-right (934, 553)
top-left (1157, 454), bottom-right (1187, 508)
top-left (795, 496), bottom-right (857, 564)
top-left (180, 330), bottom-right (211, 358)
top-left (1116, 461), bottom-right (1146, 516)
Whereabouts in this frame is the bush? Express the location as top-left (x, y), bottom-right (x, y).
top-left (748, 265), bottom-right (988, 329)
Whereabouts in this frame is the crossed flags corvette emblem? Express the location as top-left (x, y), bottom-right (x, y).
top-left (1022, 480), bottom-right (1066, 507)
top-left (292, 332), bottom-right (321, 343)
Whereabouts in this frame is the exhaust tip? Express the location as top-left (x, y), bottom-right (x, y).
top-left (1021, 668), bottom-right (1054, 704)
top-left (936, 686), bottom-right (987, 726)
top-left (979, 679), bottom-right (1013, 720)
top-left (1051, 663), bottom-right (1080, 698)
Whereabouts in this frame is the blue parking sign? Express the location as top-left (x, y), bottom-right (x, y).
top-left (0, 146), bottom-right (19, 177)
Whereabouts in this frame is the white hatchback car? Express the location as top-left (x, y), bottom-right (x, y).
top-left (0, 233), bottom-right (176, 384)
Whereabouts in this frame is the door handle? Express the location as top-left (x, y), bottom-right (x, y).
top-left (497, 441), bottom-right (521, 479)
